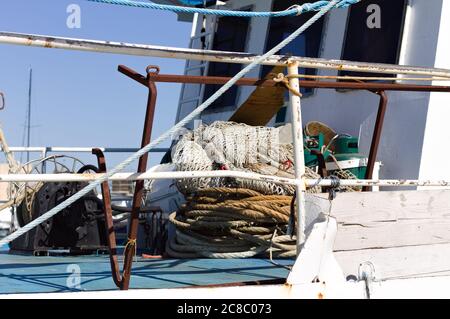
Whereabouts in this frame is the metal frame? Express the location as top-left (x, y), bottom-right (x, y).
top-left (115, 65), bottom-right (160, 290)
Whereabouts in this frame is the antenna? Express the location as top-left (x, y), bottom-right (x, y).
top-left (26, 67), bottom-right (32, 163)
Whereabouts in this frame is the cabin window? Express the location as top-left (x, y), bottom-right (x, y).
top-left (340, 0), bottom-right (407, 78)
top-left (262, 0), bottom-right (326, 95)
top-left (202, 13), bottom-right (250, 111)
top-left (275, 106), bottom-right (288, 124)
top-left (262, 0), bottom-right (326, 123)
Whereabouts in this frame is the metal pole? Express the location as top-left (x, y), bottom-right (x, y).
top-left (2, 32), bottom-right (450, 78)
top-left (8, 146), bottom-right (169, 153)
top-left (26, 67), bottom-right (33, 163)
top-left (287, 61), bottom-right (307, 251)
top-left (92, 148), bottom-right (123, 288)
top-left (128, 73), bottom-right (450, 92)
top-left (3, 170), bottom-right (450, 188)
top-left (364, 91), bottom-right (388, 191)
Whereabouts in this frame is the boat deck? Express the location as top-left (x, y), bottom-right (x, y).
top-left (0, 246), bottom-right (293, 295)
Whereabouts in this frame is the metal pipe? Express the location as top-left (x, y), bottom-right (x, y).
top-left (138, 73), bottom-right (450, 92)
top-left (2, 31), bottom-right (450, 78)
top-left (120, 65), bottom-right (159, 290)
top-left (26, 68), bottom-right (32, 163)
top-left (0, 171), bottom-right (298, 183)
top-left (2, 170), bottom-right (450, 188)
top-left (287, 62), bottom-right (307, 250)
top-left (8, 146), bottom-right (169, 153)
top-left (364, 91), bottom-right (388, 191)
top-left (92, 148), bottom-right (122, 288)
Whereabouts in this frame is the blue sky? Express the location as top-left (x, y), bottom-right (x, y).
top-left (0, 0), bottom-right (191, 169)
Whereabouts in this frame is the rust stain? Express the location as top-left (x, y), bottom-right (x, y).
top-left (283, 283), bottom-right (294, 296)
top-left (318, 292), bottom-right (324, 299)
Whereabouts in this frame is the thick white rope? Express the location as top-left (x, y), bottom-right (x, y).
top-left (0, 0), bottom-right (339, 247)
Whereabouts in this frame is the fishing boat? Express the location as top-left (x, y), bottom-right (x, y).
top-left (1, 0), bottom-right (450, 299)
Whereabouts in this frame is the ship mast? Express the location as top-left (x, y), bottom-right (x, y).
top-left (26, 67), bottom-right (32, 163)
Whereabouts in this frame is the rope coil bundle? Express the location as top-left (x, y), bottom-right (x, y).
top-left (168, 122), bottom-right (327, 259)
top-left (167, 187), bottom-right (297, 259)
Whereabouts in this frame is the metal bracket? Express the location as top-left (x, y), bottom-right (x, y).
top-left (358, 261), bottom-right (376, 299)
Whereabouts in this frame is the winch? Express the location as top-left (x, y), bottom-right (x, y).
top-left (10, 162), bottom-right (108, 255)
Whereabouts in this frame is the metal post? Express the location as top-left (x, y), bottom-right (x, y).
top-left (26, 68), bottom-right (33, 163)
top-left (119, 65), bottom-right (159, 290)
top-left (287, 61), bottom-right (307, 251)
top-left (363, 91), bottom-right (388, 191)
top-left (41, 149), bottom-right (47, 173)
top-left (92, 148), bottom-right (123, 288)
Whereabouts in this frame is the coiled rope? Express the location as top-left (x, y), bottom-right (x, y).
top-left (0, 0), bottom-right (340, 247)
top-left (167, 187), bottom-right (297, 258)
top-left (85, 0), bottom-right (360, 17)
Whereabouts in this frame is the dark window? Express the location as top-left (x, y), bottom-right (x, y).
top-left (203, 13), bottom-right (250, 111)
top-left (275, 106), bottom-right (287, 124)
top-left (340, 0), bottom-right (407, 79)
top-left (262, 0), bottom-right (326, 95)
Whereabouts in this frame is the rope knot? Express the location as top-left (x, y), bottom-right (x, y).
top-left (286, 4), bottom-right (305, 16)
top-left (124, 238), bottom-right (138, 262)
top-left (273, 73), bottom-right (303, 97)
top-left (328, 175), bottom-right (341, 200)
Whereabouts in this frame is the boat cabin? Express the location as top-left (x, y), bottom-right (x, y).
top-left (175, 0), bottom-right (450, 184)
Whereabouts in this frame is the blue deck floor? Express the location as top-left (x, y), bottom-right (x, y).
top-left (0, 247), bottom-right (293, 295)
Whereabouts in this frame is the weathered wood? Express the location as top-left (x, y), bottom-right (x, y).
top-left (229, 66), bottom-right (286, 126)
top-left (327, 190), bottom-right (450, 251)
top-left (335, 220), bottom-right (450, 250)
top-left (335, 243), bottom-right (450, 281)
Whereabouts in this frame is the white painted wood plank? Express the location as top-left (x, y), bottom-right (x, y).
top-left (335, 243), bottom-right (450, 281)
top-left (335, 219), bottom-right (450, 250)
top-left (330, 189), bottom-right (450, 223)
top-left (322, 190), bottom-right (450, 250)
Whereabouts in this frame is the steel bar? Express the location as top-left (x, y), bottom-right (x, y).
top-left (287, 62), bottom-right (307, 250)
top-left (0, 171), bottom-right (298, 183)
top-left (364, 91), bottom-right (388, 191)
top-left (120, 65), bottom-right (159, 290)
top-left (2, 170), bottom-right (450, 188)
top-left (2, 31), bottom-right (450, 78)
top-left (139, 73), bottom-right (450, 92)
top-left (92, 148), bottom-right (122, 288)
top-left (7, 147), bottom-right (169, 153)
